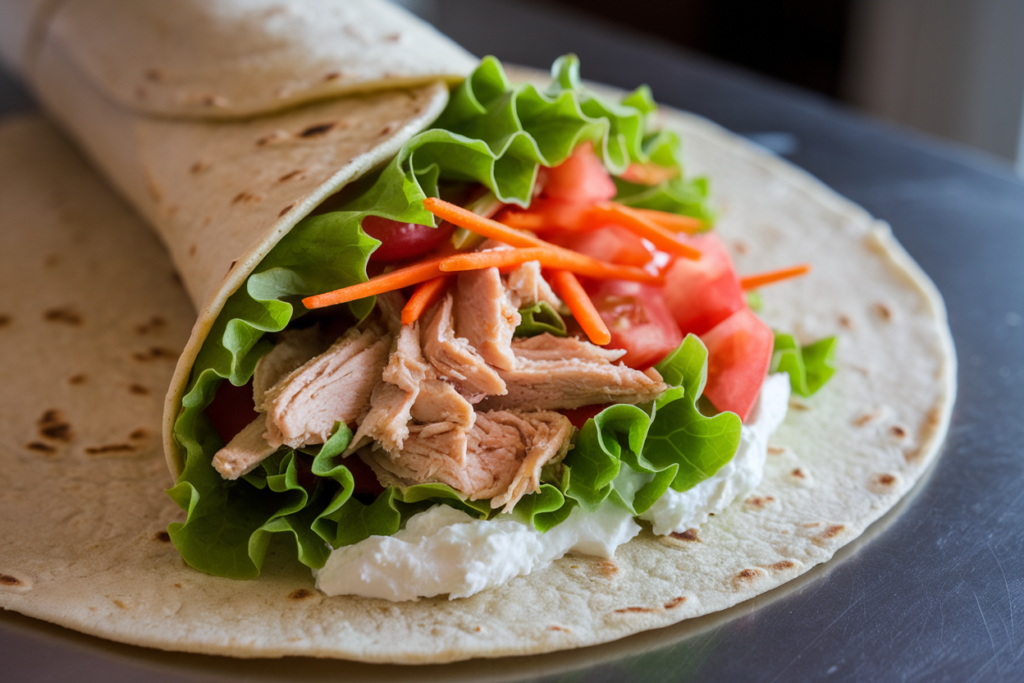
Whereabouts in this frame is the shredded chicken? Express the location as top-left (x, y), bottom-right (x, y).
top-left (422, 294), bottom-right (506, 402)
top-left (211, 416), bottom-right (278, 480)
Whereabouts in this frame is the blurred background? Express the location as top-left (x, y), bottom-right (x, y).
top-left (401, 0), bottom-right (1024, 177)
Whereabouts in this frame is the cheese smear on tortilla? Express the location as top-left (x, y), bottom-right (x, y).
top-left (315, 374), bottom-right (790, 601)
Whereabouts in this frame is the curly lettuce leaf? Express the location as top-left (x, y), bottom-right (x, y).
top-left (515, 301), bottom-right (567, 337)
top-left (168, 54), bottom-right (715, 580)
top-left (564, 335), bottom-right (742, 515)
top-left (771, 332), bottom-right (838, 397)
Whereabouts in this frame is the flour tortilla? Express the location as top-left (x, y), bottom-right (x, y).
top-left (0, 78), bottom-right (954, 660)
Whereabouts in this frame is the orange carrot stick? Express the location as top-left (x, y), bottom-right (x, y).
top-left (439, 247), bottom-right (658, 283)
top-left (302, 258), bottom-right (446, 310)
top-left (401, 276), bottom-right (452, 325)
top-left (499, 212), bottom-right (548, 231)
top-left (630, 207), bottom-right (704, 235)
top-left (740, 263), bottom-right (811, 291)
top-left (424, 197), bottom-right (662, 284)
top-left (548, 270), bottom-right (611, 346)
top-left (589, 203), bottom-right (702, 260)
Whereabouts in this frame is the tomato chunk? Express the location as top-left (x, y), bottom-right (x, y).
top-left (700, 309), bottom-right (774, 422)
top-left (546, 225), bottom-right (652, 267)
top-left (663, 233), bottom-right (745, 336)
top-left (362, 215), bottom-right (454, 262)
top-left (541, 141), bottom-right (617, 204)
top-left (588, 279), bottom-right (682, 370)
top-left (206, 379), bottom-right (259, 444)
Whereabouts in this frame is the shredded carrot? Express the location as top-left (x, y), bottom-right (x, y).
top-left (499, 211), bottom-right (548, 231)
top-left (548, 270), bottom-right (611, 345)
top-left (424, 197), bottom-right (662, 284)
top-left (740, 263), bottom-right (811, 291)
top-left (302, 258), bottom-right (446, 310)
top-left (401, 276), bottom-right (452, 325)
top-left (630, 207), bottom-right (704, 235)
top-left (439, 247), bottom-right (657, 283)
top-left (620, 162), bottom-right (679, 185)
top-left (589, 203), bottom-right (702, 260)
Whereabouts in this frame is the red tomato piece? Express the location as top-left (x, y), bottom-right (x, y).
top-left (588, 279), bottom-right (683, 370)
top-left (700, 309), bottom-right (774, 422)
top-left (542, 141), bottom-right (617, 204)
top-left (362, 215), bottom-right (454, 262)
top-left (561, 404), bottom-right (609, 430)
top-left (206, 379), bottom-right (259, 444)
top-left (663, 233), bottom-right (745, 336)
top-left (546, 225), bottom-right (653, 267)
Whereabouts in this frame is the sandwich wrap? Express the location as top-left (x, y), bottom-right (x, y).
top-left (0, 0), bottom-right (955, 663)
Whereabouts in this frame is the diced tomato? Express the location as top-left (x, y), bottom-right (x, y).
top-left (542, 141), bottom-right (617, 204)
top-left (546, 225), bottom-right (653, 267)
top-left (362, 215), bottom-right (454, 262)
top-left (561, 404), bottom-right (609, 429)
top-left (662, 233), bottom-right (745, 336)
top-left (700, 309), bottom-right (774, 422)
top-left (588, 279), bottom-right (683, 370)
top-left (206, 379), bottom-right (259, 444)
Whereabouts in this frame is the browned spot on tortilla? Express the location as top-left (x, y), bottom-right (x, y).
top-left (927, 406), bottom-right (942, 428)
top-left (130, 429), bottom-right (148, 440)
top-left (0, 315), bottom-right (10, 327)
top-left (791, 468), bottom-right (806, 478)
top-left (171, 271), bottom-right (183, 286)
top-left (135, 316), bottom-right (167, 335)
top-left (596, 559), bottom-right (618, 577)
top-left (876, 473), bottom-right (896, 486)
top-left (801, 522), bottom-right (820, 528)
top-left (821, 524), bottom-right (845, 539)
top-left (190, 160), bottom-right (210, 174)
top-left (173, 583), bottom-right (182, 589)
top-left (256, 129), bottom-right (290, 146)
top-left (154, 531), bottom-right (171, 543)
top-left (385, 32), bottom-right (402, 42)
top-left (838, 314), bottom-right (853, 329)
top-left (188, 243), bottom-right (197, 258)
top-left (614, 606), bottom-right (655, 614)
top-left (27, 442), bottom-right (56, 454)
top-left (128, 384), bottom-right (150, 396)
top-left (733, 240), bottom-right (749, 254)
top-left (767, 446), bottom-right (785, 455)
top-left (288, 589), bottom-right (315, 600)
top-left (113, 599), bottom-right (128, 609)
top-left (300, 122), bottom-right (336, 138)
top-left (41, 423), bottom-right (71, 441)
top-left (0, 574), bottom-right (22, 586)
top-left (231, 191), bottom-right (260, 204)
top-left (745, 495), bottom-right (775, 509)
top-left (664, 596), bottom-right (687, 609)
top-left (44, 307), bottom-right (83, 326)
top-left (133, 347), bottom-right (176, 362)
top-left (43, 254), bottom-right (60, 268)
top-left (68, 374), bottom-right (87, 385)
top-left (874, 303), bottom-right (892, 320)
top-left (854, 410), bottom-right (881, 427)
top-left (890, 425), bottom-right (907, 438)
top-left (323, 71), bottom-right (342, 81)
top-left (227, 260), bottom-right (238, 273)
top-left (671, 528), bottom-right (701, 542)
top-left (278, 202), bottom-right (297, 218)
top-left (201, 94), bottom-right (229, 108)
top-left (278, 169), bottom-right (304, 182)
top-left (85, 444), bottom-right (135, 455)
top-left (379, 124), bottom-right (395, 137)
top-left (788, 400), bottom-right (809, 411)
top-left (144, 68), bottom-right (166, 82)
top-left (769, 560), bottom-right (795, 571)
top-left (550, 625), bottom-right (565, 631)
top-left (734, 568), bottom-right (762, 584)
top-left (39, 411), bottom-right (72, 442)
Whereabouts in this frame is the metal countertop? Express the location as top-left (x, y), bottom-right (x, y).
top-left (3, 1), bottom-right (1023, 681)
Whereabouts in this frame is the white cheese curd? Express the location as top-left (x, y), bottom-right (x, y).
top-left (315, 374), bottom-right (790, 601)
top-left (315, 500), bottom-right (640, 601)
top-left (639, 373), bottom-right (791, 535)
